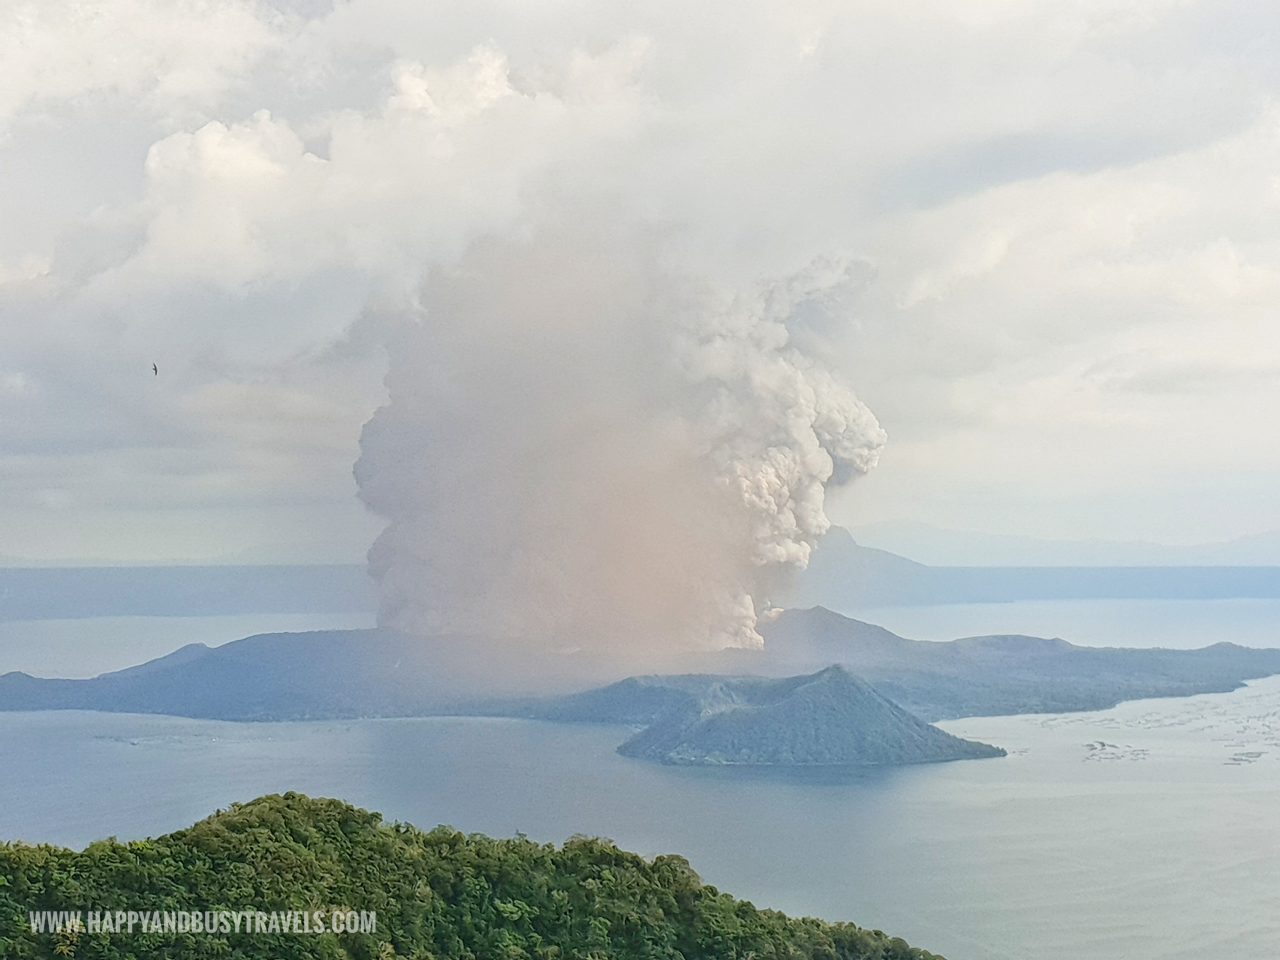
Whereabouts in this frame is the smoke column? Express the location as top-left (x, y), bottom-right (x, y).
top-left (354, 224), bottom-right (885, 652)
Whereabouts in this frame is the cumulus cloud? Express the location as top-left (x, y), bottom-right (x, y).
top-left (3, 0), bottom-right (1280, 567)
top-left (0, 0), bottom-right (287, 129)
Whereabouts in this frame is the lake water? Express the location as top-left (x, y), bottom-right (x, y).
top-left (3, 674), bottom-right (1280, 960)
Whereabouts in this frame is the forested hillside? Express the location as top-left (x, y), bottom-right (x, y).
top-left (0, 793), bottom-right (941, 960)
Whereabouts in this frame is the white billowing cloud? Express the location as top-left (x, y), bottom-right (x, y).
top-left (2, 0), bottom-right (1280, 570)
top-left (835, 105), bottom-right (1280, 540)
top-left (845, 108), bottom-right (1280, 456)
top-left (91, 40), bottom-right (656, 295)
top-left (0, 0), bottom-right (286, 128)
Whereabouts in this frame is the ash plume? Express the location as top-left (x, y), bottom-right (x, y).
top-left (354, 225), bottom-right (884, 653)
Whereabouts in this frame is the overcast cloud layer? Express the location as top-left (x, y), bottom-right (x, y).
top-left (2, 0), bottom-right (1279, 565)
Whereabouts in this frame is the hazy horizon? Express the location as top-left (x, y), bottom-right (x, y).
top-left (4, 520), bottom-right (1279, 569)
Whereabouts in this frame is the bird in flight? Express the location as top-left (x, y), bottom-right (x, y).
top-left (152, 363), bottom-right (158, 376)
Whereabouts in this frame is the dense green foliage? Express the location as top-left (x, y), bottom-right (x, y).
top-left (1, 793), bottom-right (942, 960)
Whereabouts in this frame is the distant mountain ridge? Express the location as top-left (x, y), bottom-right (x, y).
top-left (0, 630), bottom-right (463, 719)
top-left (0, 630), bottom-right (1007, 768)
top-left (6, 536), bottom-right (1278, 626)
top-left (784, 527), bottom-right (1280, 608)
top-left (528, 665), bottom-right (1005, 766)
top-left (756, 606), bottom-right (1280, 719)
top-left (4, 608), bottom-right (1279, 726)
top-left (851, 521), bottom-right (1280, 567)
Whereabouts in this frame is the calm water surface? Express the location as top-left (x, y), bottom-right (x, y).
top-left (3, 675), bottom-right (1280, 960)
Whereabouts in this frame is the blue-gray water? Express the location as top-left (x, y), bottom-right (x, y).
top-left (3, 677), bottom-right (1280, 960)
top-left (3, 603), bottom-right (1280, 960)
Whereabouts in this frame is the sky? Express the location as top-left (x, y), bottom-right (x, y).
top-left (2, 0), bottom-right (1279, 565)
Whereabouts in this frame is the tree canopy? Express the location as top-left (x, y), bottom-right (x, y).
top-left (0, 792), bottom-right (942, 960)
